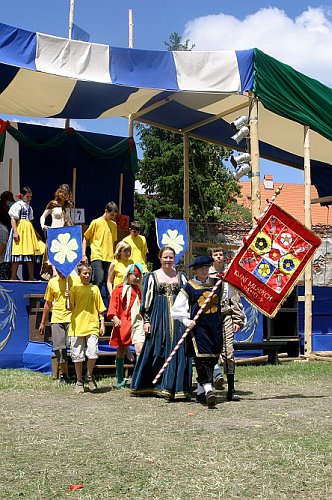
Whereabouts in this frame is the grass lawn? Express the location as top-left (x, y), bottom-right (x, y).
top-left (0, 361), bottom-right (331, 499)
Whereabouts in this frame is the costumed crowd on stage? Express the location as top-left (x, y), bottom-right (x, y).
top-left (0, 184), bottom-right (245, 409)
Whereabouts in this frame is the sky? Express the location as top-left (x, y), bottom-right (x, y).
top-left (2, 0), bottom-right (332, 184)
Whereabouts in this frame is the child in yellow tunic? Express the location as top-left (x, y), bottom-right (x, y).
top-left (122, 220), bottom-right (148, 273)
top-left (39, 271), bottom-right (80, 382)
top-left (82, 201), bottom-right (118, 292)
top-left (67, 263), bottom-right (106, 393)
top-left (106, 241), bottom-right (134, 296)
top-left (6, 186), bottom-right (45, 280)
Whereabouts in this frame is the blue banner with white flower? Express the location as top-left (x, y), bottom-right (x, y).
top-left (47, 226), bottom-right (82, 277)
top-left (156, 219), bottom-right (188, 264)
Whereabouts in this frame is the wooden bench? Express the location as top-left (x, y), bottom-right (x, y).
top-left (234, 341), bottom-right (288, 365)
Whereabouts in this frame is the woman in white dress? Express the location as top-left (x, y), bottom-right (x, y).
top-left (40, 184), bottom-right (74, 279)
top-left (40, 184), bottom-right (73, 230)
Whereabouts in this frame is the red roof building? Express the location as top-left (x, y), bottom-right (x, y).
top-left (237, 175), bottom-right (332, 226)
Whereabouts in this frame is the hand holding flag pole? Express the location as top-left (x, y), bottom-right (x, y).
top-left (66, 278), bottom-right (71, 310)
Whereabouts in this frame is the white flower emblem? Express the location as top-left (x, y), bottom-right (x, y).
top-left (50, 233), bottom-right (78, 264)
top-left (161, 229), bottom-right (185, 255)
top-left (280, 232), bottom-right (293, 247)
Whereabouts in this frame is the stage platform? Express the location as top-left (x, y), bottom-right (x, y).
top-left (0, 280), bottom-right (125, 375)
top-left (0, 281), bottom-right (331, 376)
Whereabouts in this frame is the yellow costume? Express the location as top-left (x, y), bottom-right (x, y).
top-left (8, 200), bottom-right (45, 260)
top-left (44, 274), bottom-right (80, 323)
top-left (122, 234), bottom-right (148, 272)
top-left (68, 283), bottom-right (106, 337)
top-left (84, 216), bottom-right (117, 262)
top-left (113, 258), bottom-right (134, 287)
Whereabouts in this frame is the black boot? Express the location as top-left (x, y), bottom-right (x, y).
top-left (226, 373), bottom-right (240, 401)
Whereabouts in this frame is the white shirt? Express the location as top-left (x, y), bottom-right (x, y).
top-left (40, 206), bottom-right (72, 229)
top-left (171, 277), bottom-right (210, 327)
top-left (8, 200), bottom-right (33, 220)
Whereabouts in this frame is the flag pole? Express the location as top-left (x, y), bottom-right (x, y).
top-left (122, 9), bottom-right (134, 214)
top-left (152, 277), bottom-right (222, 385)
top-left (66, 277), bottom-right (71, 310)
top-left (129, 8), bottom-right (134, 48)
top-left (65, 0), bottom-right (75, 129)
top-left (68, 0), bottom-right (75, 39)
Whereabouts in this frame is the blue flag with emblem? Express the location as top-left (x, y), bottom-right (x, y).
top-left (156, 219), bottom-right (188, 264)
top-left (47, 226), bottom-right (82, 277)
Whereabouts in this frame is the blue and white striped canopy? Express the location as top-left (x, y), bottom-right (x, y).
top-left (0, 22), bottom-right (253, 119)
top-left (0, 21), bottom-right (332, 198)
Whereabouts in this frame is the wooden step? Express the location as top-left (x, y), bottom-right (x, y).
top-left (94, 364), bottom-right (133, 369)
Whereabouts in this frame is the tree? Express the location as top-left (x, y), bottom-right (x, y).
top-left (164, 32), bottom-right (195, 51)
top-left (134, 33), bottom-right (251, 234)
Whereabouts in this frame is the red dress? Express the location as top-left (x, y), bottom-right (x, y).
top-left (107, 283), bottom-right (142, 348)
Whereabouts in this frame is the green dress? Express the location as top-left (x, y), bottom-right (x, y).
top-left (130, 271), bottom-right (192, 400)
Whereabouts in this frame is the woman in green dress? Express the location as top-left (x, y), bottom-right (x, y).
top-left (130, 246), bottom-right (192, 400)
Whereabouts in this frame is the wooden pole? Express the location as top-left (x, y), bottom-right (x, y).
top-left (72, 167), bottom-right (77, 206)
top-left (183, 132), bottom-right (190, 268)
top-left (122, 112), bottom-right (134, 214)
top-left (8, 158), bottom-right (12, 192)
top-left (128, 9), bottom-right (134, 48)
top-left (249, 95), bottom-right (261, 220)
top-left (123, 9), bottom-right (134, 216)
top-left (303, 125), bottom-right (313, 356)
top-left (118, 172), bottom-right (124, 214)
top-left (65, 0), bottom-right (75, 130)
top-left (68, 0), bottom-right (75, 39)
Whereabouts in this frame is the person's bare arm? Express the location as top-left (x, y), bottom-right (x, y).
top-left (39, 301), bottom-right (52, 335)
top-left (11, 218), bottom-right (19, 242)
top-left (81, 237), bottom-right (88, 263)
top-left (106, 262), bottom-right (115, 296)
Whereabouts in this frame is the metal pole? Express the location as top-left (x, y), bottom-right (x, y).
top-left (303, 125), bottom-right (313, 356)
top-left (183, 132), bottom-right (190, 268)
top-left (249, 95), bottom-right (261, 220)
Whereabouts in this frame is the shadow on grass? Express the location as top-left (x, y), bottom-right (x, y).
top-left (257, 393), bottom-right (327, 400)
top-left (96, 386), bottom-right (116, 394)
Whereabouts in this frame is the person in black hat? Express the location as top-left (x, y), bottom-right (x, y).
top-left (171, 255), bottom-right (223, 408)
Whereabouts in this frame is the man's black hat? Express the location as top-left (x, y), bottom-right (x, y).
top-left (188, 255), bottom-right (213, 269)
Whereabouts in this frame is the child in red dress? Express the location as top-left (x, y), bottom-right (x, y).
top-left (107, 263), bottom-right (144, 388)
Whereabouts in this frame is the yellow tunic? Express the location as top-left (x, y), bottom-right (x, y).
top-left (68, 283), bottom-right (106, 337)
top-left (44, 274), bottom-right (80, 324)
top-left (122, 234), bottom-right (148, 272)
top-left (113, 258), bottom-right (134, 287)
top-left (9, 200), bottom-right (45, 256)
top-left (84, 216), bottom-right (117, 262)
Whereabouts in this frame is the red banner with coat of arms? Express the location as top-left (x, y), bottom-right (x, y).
top-left (224, 203), bottom-right (321, 318)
